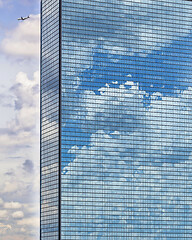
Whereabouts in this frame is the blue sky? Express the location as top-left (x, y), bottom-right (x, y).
top-left (0, 0), bottom-right (40, 239)
top-left (0, 0), bottom-right (39, 25)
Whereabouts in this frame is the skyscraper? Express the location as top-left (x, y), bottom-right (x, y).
top-left (41, 0), bottom-right (192, 239)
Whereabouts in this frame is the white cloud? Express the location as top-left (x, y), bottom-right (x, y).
top-left (13, 71), bottom-right (39, 108)
top-left (0, 223), bottom-right (11, 235)
top-left (71, 83), bottom-right (145, 135)
top-left (23, 204), bottom-right (39, 214)
top-left (0, 71), bottom-right (39, 153)
top-left (0, 210), bottom-right (8, 219)
top-left (0, 6), bottom-right (40, 240)
top-left (0, 160), bottom-right (40, 239)
top-left (0, 0), bottom-right (3, 7)
top-left (4, 202), bottom-right (22, 209)
top-left (60, 83), bottom-right (192, 238)
top-left (20, 227), bottom-right (26, 232)
top-left (12, 211), bottom-right (24, 219)
top-left (60, 0), bottom-right (192, 82)
top-left (2, 181), bottom-right (20, 194)
top-left (0, 198), bottom-right (4, 205)
top-left (62, 133), bottom-right (192, 238)
top-left (17, 217), bottom-right (39, 228)
top-left (0, 69), bottom-right (40, 239)
top-left (0, 14), bottom-right (40, 58)
top-left (74, 83), bottom-right (192, 161)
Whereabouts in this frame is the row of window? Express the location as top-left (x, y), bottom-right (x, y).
top-left (62, 1), bottom-right (192, 12)
top-left (41, 0), bottom-right (60, 237)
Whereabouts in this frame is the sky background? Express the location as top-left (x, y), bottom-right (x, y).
top-left (0, 0), bottom-right (40, 239)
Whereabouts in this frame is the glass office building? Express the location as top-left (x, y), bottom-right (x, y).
top-left (41, 0), bottom-right (192, 239)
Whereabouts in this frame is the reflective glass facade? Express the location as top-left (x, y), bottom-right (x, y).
top-left (41, 0), bottom-right (60, 238)
top-left (41, 0), bottom-right (192, 239)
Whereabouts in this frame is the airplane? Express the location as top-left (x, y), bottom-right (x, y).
top-left (18, 16), bottom-right (30, 21)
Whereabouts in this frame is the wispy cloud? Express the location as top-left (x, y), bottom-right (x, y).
top-left (0, 0), bottom-right (3, 7)
top-left (0, 223), bottom-right (12, 235)
top-left (0, 210), bottom-right (8, 219)
top-left (0, 70), bottom-right (40, 239)
top-left (0, 4), bottom-right (40, 240)
top-left (22, 160), bottom-right (34, 173)
top-left (4, 202), bottom-right (22, 209)
top-left (12, 211), bottom-right (24, 219)
top-left (0, 161), bottom-right (39, 239)
top-left (61, 82), bottom-right (192, 238)
top-left (0, 71), bottom-right (39, 153)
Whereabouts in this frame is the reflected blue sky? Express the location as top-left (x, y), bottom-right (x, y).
top-left (61, 31), bottom-right (192, 166)
top-left (58, 0), bottom-right (192, 238)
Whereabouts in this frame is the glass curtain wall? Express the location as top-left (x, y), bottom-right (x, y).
top-left (41, 0), bottom-right (60, 239)
top-left (61, 0), bottom-right (192, 239)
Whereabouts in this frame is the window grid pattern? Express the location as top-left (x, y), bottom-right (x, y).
top-left (41, 0), bottom-right (60, 239)
top-left (60, 0), bottom-right (192, 239)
